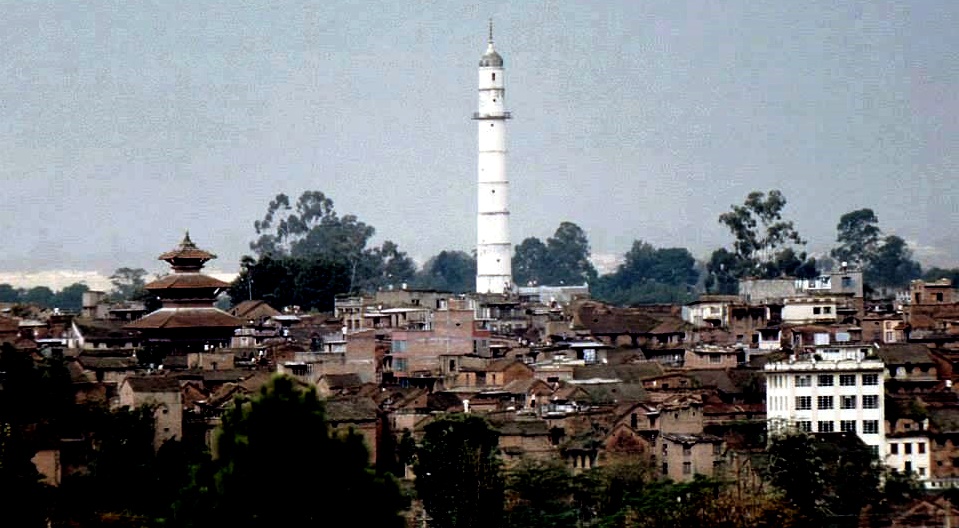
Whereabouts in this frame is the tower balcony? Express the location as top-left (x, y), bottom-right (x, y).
top-left (472, 111), bottom-right (512, 120)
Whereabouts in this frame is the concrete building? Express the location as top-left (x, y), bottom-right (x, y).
top-left (765, 357), bottom-right (885, 455)
top-left (474, 22), bottom-right (512, 294)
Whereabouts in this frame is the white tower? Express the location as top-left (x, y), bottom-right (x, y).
top-left (474, 22), bottom-right (512, 294)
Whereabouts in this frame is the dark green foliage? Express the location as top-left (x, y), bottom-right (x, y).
top-left (704, 247), bottom-right (744, 294)
top-left (832, 208), bottom-right (882, 266)
top-left (592, 241), bottom-right (698, 305)
top-left (110, 267), bottom-right (149, 301)
top-left (513, 237), bottom-right (550, 287)
top-left (511, 222), bottom-right (597, 287)
top-left (922, 268), bottom-right (959, 287)
top-left (236, 191), bottom-right (416, 304)
top-left (712, 190), bottom-right (813, 283)
top-left (415, 414), bottom-right (505, 528)
top-left (21, 286), bottom-right (56, 307)
top-left (174, 375), bottom-right (406, 528)
top-left (413, 250), bottom-right (477, 293)
top-left (765, 432), bottom-right (880, 527)
top-left (505, 460), bottom-right (579, 528)
top-left (0, 423), bottom-right (49, 528)
top-left (228, 254), bottom-right (351, 312)
top-left (865, 235), bottom-right (922, 288)
top-left (923, 267), bottom-right (959, 285)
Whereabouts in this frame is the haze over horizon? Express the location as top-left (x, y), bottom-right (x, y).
top-left (3, 1), bottom-right (958, 290)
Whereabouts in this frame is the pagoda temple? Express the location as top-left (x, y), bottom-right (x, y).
top-left (127, 232), bottom-right (242, 355)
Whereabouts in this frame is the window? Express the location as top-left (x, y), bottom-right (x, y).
top-left (818, 421), bottom-right (834, 433)
top-left (796, 396), bottom-right (812, 410)
top-left (824, 306), bottom-right (832, 314)
top-left (683, 446), bottom-right (692, 457)
top-left (863, 395), bottom-right (879, 409)
top-left (905, 443), bottom-right (912, 455)
top-left (841, 276), bottom-right (852, 288)
top-left (391, 340), bottom-right (408, 353)
top-left (813, 307), bottom-right (822, 315)
top-left (393, 358), bottom-right (408, 372)
top-left (662, 463), bottom-right (668, 475)
top-left (840, 420), bottom-right (856, 433)
top-left (818, 375), bottom-right (834, 387)
top-left (798, 421), bottom-right (812, 432)
top-left (890, 443), bottom-right (899, 455)
top-left (817, 396), bottom-right (834, 410)
top-left (796, 375), bottom-right (812, 387)
top-left (839, 374), bottom-right (856, 386)
top-left (713, 444), bottom-right (722, 455)
top-left (862, 420), bottom-right (879, 434)
top-left (919, 467), bottom-right (926, 476)
top-left (863, 374), bottom-right (879, 386)
top-left (682, 462), bottom-right (692, 475)
top-left (841, 395), bottom-right (857, 409)
top-left (709, 354), bottom-right (722, 364)
top-left (905, 461), bottom-right (912, 473)
top-left (919, 443), bottom-right (926, 454)
top-left (491, 72), bottom-right (496, 81)
top-left (937, 292), bottom-right (944, 302)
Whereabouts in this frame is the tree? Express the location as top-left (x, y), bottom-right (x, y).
top-left (0, 283), bottom-right (18, 303)
top-left (718, 190), bottom-right (805, 273)
top-left (592, 241), bottom-right (699, 305)
top-left (865, 235), bottom-right (922, 289)
top-left (923, 267), bottom-right (959, 286)
top-left (505, 460), bottom-right (578, 528)
top-left (543, 222), bottom-right (597, 286)
top-left (413, 251), bottom-right (477, 293)
top-left (415, 414), bottom-right (504, 528)
top-left (704, 248), bottom-right (745, 294)
top-left (765, 431), bottom-right (880, 527)
top-left (228, 255), bottom-right (351, 312)
top-left (175, 376), bottom-right (405, 527)
top-left (832, 208), bottom-right (882, 267)
top-left (54, 282), bottom-right (90, 312)
top-left (513, 237), bottom-right (550, 287)
top-left (21, 286), bottom-right (55, 308)
top-left (110, 267), bottom-right (149, 301)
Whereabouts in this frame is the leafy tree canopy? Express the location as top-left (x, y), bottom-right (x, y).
top-left (592, 241), bottom-right (699, 305)
top-left (831, 208), bottom-right (882, 266)
top-left (865, 235), bottom-right (922, 289)
top-left (415, 414), bottom-right (505, 528)
top-left (233, 191), bottom-right (417, 307)
top-left (512, 222), bottom-right (597, 287)
top-left (413, 250), bottom-right (477, 293)
top-left (110, 267), bottom-right (149, 301)
top-left (176, 375), bottom-right (405, 527)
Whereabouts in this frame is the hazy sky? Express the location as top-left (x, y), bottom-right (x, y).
top-left (2, 1), bottom-right (958, 288)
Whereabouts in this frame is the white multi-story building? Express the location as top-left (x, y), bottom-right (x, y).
top-left (765, 357), bottom-right (885, 455)
top-left (886, 436), bottom-right (932, 482)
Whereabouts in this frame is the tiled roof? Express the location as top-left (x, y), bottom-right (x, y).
top-left (124, 376), bottom-right (180, 393)
top-left (157, 232), bottom-right (217, 261)
top-left (126, 307), bottom-right (242, 329)
top-left (876, 343), bottom-right (936, 365)
top-left (231, 300), bottom-right (281, 319)
top-left (320, 373), bottom-right (363, 389)
top-left (494, 419), bottom-right (549, 437)
top-left (73, 318), bottom-right (138, 340)
top-left (574, 362), bottom-right (665, 382)
top-left (145, 273), bottom-right (230, 290)
top-left (78, 355), bottom-right (139, 370)
top-left (326, 397), bottom-right (379, 422)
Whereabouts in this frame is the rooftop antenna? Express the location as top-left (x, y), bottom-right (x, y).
top-left (488, 18), bottom-right (494, 44)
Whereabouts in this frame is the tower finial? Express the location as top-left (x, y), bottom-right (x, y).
top-left (488, 18), bottom-right (493, 44)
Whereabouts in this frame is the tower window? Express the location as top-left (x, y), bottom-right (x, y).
top-left (492, 73), bottom-right (496, 81)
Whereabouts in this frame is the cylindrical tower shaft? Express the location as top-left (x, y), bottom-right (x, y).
top-left (474, 26), bottom-right (512, 294)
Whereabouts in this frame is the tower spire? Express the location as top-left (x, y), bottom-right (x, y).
top-left (488, 18), bottom-right (493, 44)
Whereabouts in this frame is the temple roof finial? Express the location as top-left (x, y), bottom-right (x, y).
top-left (489, 18), bottom-right (494, 44)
